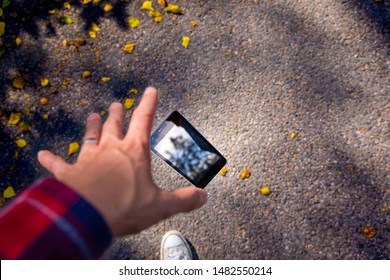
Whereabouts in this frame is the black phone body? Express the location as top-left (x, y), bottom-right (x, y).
top-left (150, 111), bottom-right (227, 189)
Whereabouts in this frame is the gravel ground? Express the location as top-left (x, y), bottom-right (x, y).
top-left (0, 0), bottom-right (389, 259)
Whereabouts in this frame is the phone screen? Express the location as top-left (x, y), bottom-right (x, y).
top-left (150, 111), bottom-right (226, 188)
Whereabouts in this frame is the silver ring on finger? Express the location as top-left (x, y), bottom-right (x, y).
top-left (83, 137), bottom-right (99, 144)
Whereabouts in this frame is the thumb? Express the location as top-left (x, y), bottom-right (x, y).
top-left (38, 150), bottom-right (70, 178)
top-left (159, 187), bottom-right (208, 218)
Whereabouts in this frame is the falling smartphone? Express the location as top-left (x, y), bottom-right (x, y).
top-left (150, 111), bottom-right (227, 188)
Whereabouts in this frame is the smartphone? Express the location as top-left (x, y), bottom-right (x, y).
top-left (150, 111), bottom-right (227, 188)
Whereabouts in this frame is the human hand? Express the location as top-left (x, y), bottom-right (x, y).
top-left (37, 87), bottom-right (208, 236)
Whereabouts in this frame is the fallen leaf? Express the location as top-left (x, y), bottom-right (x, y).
top-left (182, 36), bottom-right (190, 48)
top-left (89, 31), bottom-right (97, 38)
top-left (50, 87), bottom-right (58, 94)
top-left (103, 4), bottom-right (113, 12)
top-left (59, 16), bottom-right (74, 25)
top-left (290, 132), bottom-right (297, 139)
top-left (141, 1), bottom-right (154, 11)
top-left (49, 10), bottom-right (56, 15)
top-left (40, 97), bottom-right (49, 106)
top-left (190, 20), bottom-right (197, 27)
top-left (92, 23), bottom-right (100, 32)
top-left (0, 22), bottom-right (5, 36)
top-left (363, 226), bottom-right (377, 238)
top-left (62, 39), bottom-right (68, 46)
top-left (2, 0), bottom-right (11, 9)
top-left (18, 122), bottom-right (31, 133)
top-left (12, 77), bottom-right (26, 89)
top-left (68, 142), bottom-right (80, 156)
top-left (82, 0), bottom-right (92, 4)
top-left (0, 8), bottom-right (3, 17)
top-left (0, 39), bottom-right (3, 46)
top-left (75, 37), bottom-right (86, 46)
top-left (164, 4), bottom-right (183, 14)
top-left (15, 37), bottom-right (22, 46)
top-left (123, 43), bottom-right (136, 53)
top-left (15, 139), bottom-right (27, 148)
top-left (258, 187), bottom-right (271, 196)
top-left (149, 10), bottom-right (163, 22)
top-left (42, 114), bottom-right (49, 120)
top-left (101, 77), bottom-right (111, 82)
top-left (157, 0), bottom-right (167, 7)
top-left (83, 71), bottom-right (92, 78)
top-left (63, 2), bottom-right (71, 10)
top-left (128, 17), bottom-right (140, 28)
top-left (3, 186), bottom-right (16, 199)
top-left (219, 167), bottom-right (228, 176)
top-left (93, 0), bottom-right (102, 3)
top-left (8, 113), bottom-right (21, 125)
top-left (240, 168), bottom-right (251, 180)
top-left (129, 88), bottom-right (138, 95)
top-left (124, 98), bottom-right (135, 109)
top-left (41, 78), bottom-right (50, 87)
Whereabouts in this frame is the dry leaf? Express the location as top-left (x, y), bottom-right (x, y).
top-left (258, 187), bottom-right (271, 196)
top-left (290, 132), bottom-right (297, 139)
top-left (128, 17), bottom-right (140, 28)
top-left (42, 114), bottom-right (49, 120)
top-left (18, 122), bottom-right (31, 133)
top-left (3, 186), bottom-right (16, 199)
top-left (76, 37), bottom-right (86, 46)
top-left (129, 88), bottom-right (138, 95)
top-left (190, 21), bottom-right (197, 27)
top-left (15, 37), bottom-right (22, 46)
top-left (123, 43), bottom-right (136, 53)
top-left (0, 22), bottom-right (5, 36)
top-left (41, 78), bottom-right (50, 87)
top-left (149, 10), bottom-right (163, 22)
top-left (8, 113), bottom-right (21, 125)
top-left (68, 142), bottom-right (80, 156)
top-left (363, 226), bottom-right (377, 238)
top-left (157, 0), bottom-right (167, 7)
top-left (101, 77), bottom-right (111, 82)
top-left (82, 0), bottom-right (92, 4)
top-left (49, 10), bottom-right (56, 15)
top-left (40, 97), bottom-right (49, 106)
top-left (240, 168), bottom-right (251, 180)
top-left (141, 1), bottom-right (154, 11)
top-left (182, 36), bottom-right (190, 48)
top-left (89, 31), bottom-right (97, 38)
top-left (62, 39), bottom-right (68, 46)
top-left (103, 4), bottom-right (113, 12)
top-left (219, 167), bottom-right (228, 176)
top-left (164, 4), bottom-right (183, 14)
top-left (92, 23), bottom-right (100, 32)
top-left (0, 8), bottom-right (3, 17)
top-left (63, 2), bottom-right (71, 10)
top-left (124, 98), bottom-right (135, 109)
top-left (59, 16), bottom-right (74, 25)
top-left (15, 139), bottom-right (27, 148)
top-left (83, 71), bottom-right (92, 78)
top-left (12, 77), bottom-right (26, 89)
top-left (93, 0), bottom-right (102, 3)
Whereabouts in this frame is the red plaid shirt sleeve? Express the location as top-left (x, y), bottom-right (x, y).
top-left (0, 178), bottom-right (112, 259)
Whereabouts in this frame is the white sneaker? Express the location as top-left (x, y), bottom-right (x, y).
top-left (160, 230), bottom-right (193, 260)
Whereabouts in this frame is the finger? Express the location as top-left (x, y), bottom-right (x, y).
top-left (82, 113), bottom-right (102, 144)
top-left (102, 102), bottom-right (125, 140)
top-left (157, 187), bottom-right (208, 219)
top-left (37, 150), bottom-right (70, 179)
top-left (126, 87), bottom-right (158, 144)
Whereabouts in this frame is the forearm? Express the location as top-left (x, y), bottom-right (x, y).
top-left (0, 178), bottom-right (112, 259)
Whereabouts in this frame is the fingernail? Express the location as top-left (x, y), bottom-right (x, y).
top-left (199, 191), bottom-right (208, 206)
top-left (145, 86), bottom-right (157, 94)
top-left (109, 102), bottom-right (122, 110)
top-left (88, 113), bottom-right (100, 120)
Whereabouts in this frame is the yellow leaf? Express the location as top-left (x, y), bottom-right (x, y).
top-left (128, 17), bottom-right (140, 28)
top-left (89, 31), bottom-right (97, 38)
top-left (3, 186), bottom-right (16, 199)
top-left (62, 39), bottom-right (68, 46)
top-left (15, 37), bottom-right (22, 46)
top-left (92, 23), bottom-right (100, 32)
top-left (0, 39), bottom-right (3, 46)
top-left (123, 43), bottom-right (136, 54)
top-left (18, 122), bottom-right (31, 133)
top-left (42, 114), bottom-right (49, 120)
top-left (63, 2), bottom-right (71, 10)
top-left (240, 168), bottom-right (251, 180)
top-left (82, 0), bottom-right (92, 4)
top-left (41, 78), bottom-right (50, 87)
top-left (101, 77), bottom-right (111, 82)
top-left (83, 71), bottom-right (92, 78)
top-left (124, 98), bottom-right (135, 109)
top-left (0, 22), bottom-right (5, 36)
top-left (103, 4), bottom-right (113, 12)
top-left (164, 4), bottom-right (183, 14)
top-left (258, 187), bottom-right (271, 196)
top-left (0, 8), bottom-right (3, 17)
top-left (15, 139), bottom-right (27, 148)
top-left (68, 142), bottom-right (80, 156)
top-left (12, 77), bottom-right (26, 89)
top-left (75, 37), bottom-right (86, 46)
top-left (59, 16), bottom-right (74, 25)
top-left (182, 36), bottom-right (190, 48)
top-left (157, 0), bottom-right (167, 7)
top-left (129, 88), bottom-right (138, 95)
top-left (190, 21), bottom-right (197, 27)
top-left (8, 113), bottom-right (21, 125)
top-left (219, 167), bottom-right (228, 176)
top-left (363, 226), bottom-right (377, 238)
top-left (40, 97), bottom-right (49, 106)
top-left (94, 0), bottom-right (102, 3)
top-left (141, 1), bottom-right (154, 11)
top-left (149, 10), bottom-right (163, 22)
top-left (290, 132), bottom-right (297, 139)
top-left (49, 10), bottom-right (56, 15)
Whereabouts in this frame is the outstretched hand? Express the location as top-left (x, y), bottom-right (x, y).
top-left (37, 87), bottom-right (208, 236)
